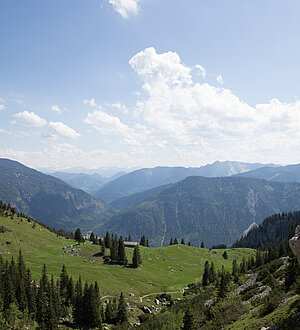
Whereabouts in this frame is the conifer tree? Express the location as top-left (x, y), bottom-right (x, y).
top-left (89, 282), bottom-right (102, 328)
top-left (140, 235), bottom-right (147, 246)
top-left (100, 239), bottom-right (106, 256)
top-left (117, 293), bottom-right (128, 324)
top-left (208, 262), bottom-right (217, 284)
top-left (118, 237), bottom-right (127, 265)
top-left (73, 276), bottom-right (83, 326)
top-left (74, 228), bottom-right (84, 243)
top-left (201, 241), bottom-right (205, 248)
top-left (174, 238), bottom-right (178, 244)
top-left (182, 307), bottom-right (196, 330)
top-left (181, 238), bottom-right (185, 245)
top-left (202, 261), bottom-right (210, 286)
top-left (104, 231), bottom-right (112, 249)
top-left (218, 267), bottom-right (229, 299)
top-left (188, 242), bottom-right (191, 246)
top-left (222, 251), bottom-right (228, 259)
top-left (110, 236), bottom-right (118, 263)
top-left (132, 245), bottom-right (142, 268)
top-left (169, 238), bottom-right (173, 245)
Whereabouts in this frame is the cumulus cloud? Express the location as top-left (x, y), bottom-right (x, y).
top-left (109, 0), bottom-right (140, 18)
top-left (13, 111), bottom-right (47, 127)
top-left (50, 105), bottom-right (62, 114)
top-left (216, 74), bottom-right (224, 84)
top-left (127, 47), bottom-right (300, 160)
top-left (0, 104), bottom-right (6, 111)
top-left (195, 64), bottom-right (206, 78)
top-left (45, 122), bottom-right (81, 140)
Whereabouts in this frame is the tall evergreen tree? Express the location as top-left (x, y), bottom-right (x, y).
top-left (132, 245), bottom-right (142, 268)
top-left (201, 242), bottom-right (205, 248)
top-left (202, 261), bottom-right (210, 286)
top-left (74, 228), bottom-right (84, 243)
top-left (181, 238), bottom-right (185, 245)
top-left (140, 235), bottom-right (147, 246)
top-left (182, 307), bottom-right (196, 330)
top-left (118, 237), bottom-right (128, 265)
top-left (104, 231), bottom-right (112, 249)
top-left (169, 238), bottom-right (173, 245)
top-left (117, 293), bottom-right (128, 324)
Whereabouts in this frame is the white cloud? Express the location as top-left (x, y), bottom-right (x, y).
top-left (0, 104), bottom-right (6, 111)
top-left (109, 0), bottom-right (140, 19)
top-left (216, 74), bottom-right (224, 84)
top-left (195, 64), bottom-right (206, 78)
top-left (45, 121), bottom-right (81, 140)
top-left (50, 105), bottom-right (61, 114)
top-left (13, 111), bottom-right (47, 127)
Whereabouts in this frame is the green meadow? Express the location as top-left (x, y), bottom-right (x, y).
top-left (0, 214), bottom-right (255, 301)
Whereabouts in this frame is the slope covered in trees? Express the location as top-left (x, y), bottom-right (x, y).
top-left (233, 211), bottom-right (300, 249)
top-left (98, 176), bottom-right (300, 247)
top-left (93, 161), bottom-right (274, 203)
top-left (236, 163), bottom-right (300, 183)
top-left (0, 158), bottom-right (115, 232)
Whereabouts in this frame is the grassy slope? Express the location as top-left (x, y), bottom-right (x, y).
top-left (0, 214), bottom-right (254, 299)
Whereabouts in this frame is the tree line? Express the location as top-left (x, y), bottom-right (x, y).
top-left (0, 251), bottom-right (129, 329)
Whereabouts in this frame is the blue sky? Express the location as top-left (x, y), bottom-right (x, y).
top-left (1, 0), bottom-right (300, 170)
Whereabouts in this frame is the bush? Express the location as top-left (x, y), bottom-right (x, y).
top-left (260, 288), bottom-right (284, 316)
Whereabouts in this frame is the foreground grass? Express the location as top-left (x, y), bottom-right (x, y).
top-left (0, 214), bottom-right (255, 299)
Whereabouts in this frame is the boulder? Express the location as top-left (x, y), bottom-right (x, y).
top-left (289, 225), bottom-right (300, 264)
top-left (143, 306), bottom-right (152, 314)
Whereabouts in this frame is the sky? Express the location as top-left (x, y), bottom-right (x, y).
top-left (1, 0), bottom-right (300, 171)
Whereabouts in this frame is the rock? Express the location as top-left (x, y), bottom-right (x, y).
top-left (289, 225), bottom-right (300, 264)
top-left (155, 299), bottom-right (160, 305)
top-left (143, 306), bottom-right (152, 314)
top-left (147, 299), bottom-right (151, 302)
top-left (129, 293), bottom-right (135, 296)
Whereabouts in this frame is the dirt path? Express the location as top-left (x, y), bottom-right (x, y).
top-left (139, 288), bottom-right (184, 303)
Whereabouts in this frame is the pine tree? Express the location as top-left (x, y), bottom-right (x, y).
top-left (169, 238), bottom-right (173, 245)
top-left (202, 261), bottom-right (210, 286)
top-left (285, 254), bottom-right (300, 291)
top-left (117, 292), bottom-right (128, 324)
top-left (73, 276), bottom-right (83, 326)
top-left (74, 228), bottom-right (84, 243)
top-left (181, 238), bottom-right (185, 245)
top-left (208, 262), bottom-right (217, 284)
top-left (218, 267), bottom-right (228, 299)
top-left (140, 235), bottom-right (147, 246)
top-left (100, 239), bottom-right (106, 256)
top-left (132, 245), bottom-right (142, 268)
top-left (118, 237), bottom-right (127, 265)
top-left (128, 234), bottom-right (132, 241)
top-left (110, 236), bottom-right (118, 263)
top-left (174, 238), bottom-right (178, 244)
top-left (182, 307), bottom-right (196, 330)
top-left (146, 238), bottom-right (149, 247)
top-left (89, 282), bottom-right (102, 328)
top-left (89, 232), bottom-right (96, 244)
top-left (223, 251), bottom-right (228, 259)
top-left (104, 231), bottom-right (112, 249)
top-left (201, 242), bottom-right (205, 248)
top-left (188, 242), bottom-right (191, 246)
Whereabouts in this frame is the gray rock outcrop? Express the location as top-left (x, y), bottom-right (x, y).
top-left (289, 225), bottom-right (300, 264)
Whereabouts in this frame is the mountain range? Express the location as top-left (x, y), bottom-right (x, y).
top-left (96, 176), bottom-right (300, 247)
top-left (0, 158), bottom-right (114, 232)
top-left (93, 161), bottom-right (278, 203)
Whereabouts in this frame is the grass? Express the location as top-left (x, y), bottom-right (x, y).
top-left (0, 214), bottom-right (255, 300)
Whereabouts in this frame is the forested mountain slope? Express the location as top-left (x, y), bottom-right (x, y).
top-left (97, 176), bottom-right (300, 247)
top-left (236, 163), bottom-right (300, 183)
top-left (94, 161), bottom-right (276, 203)
top-left (0, 158), bottom-right (114, 232)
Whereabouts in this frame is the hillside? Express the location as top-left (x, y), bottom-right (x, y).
top-left (0, 158), bottom-right (114, 232)
top-left (236, 163), bottom-right (300, 183)
top-left (0, 210), bottom-right (253, 297)
top-left (233, 211), bottom-right (300, 249)
top-left (51, 171), bottom-right (108, 194)
top-left (109, 184), bottom-right (173, 210)
top-left (97, 176), bottom-right (300, 247)
top-left (93, 161), bottom-right (276, 203)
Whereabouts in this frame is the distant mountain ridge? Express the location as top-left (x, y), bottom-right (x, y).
top-left (93, 161), bottom-right (278, 203)
top-left (97, 176), bottom-right (300, 247)
top-left (236, 163), bottom-right (300, 183)
top-left (51, 172), bottom-right (109, 194)
top-left (0, 158), bottom-right (115, 232)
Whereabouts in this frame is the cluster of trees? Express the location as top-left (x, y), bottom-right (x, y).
top-left (233, 211), bottom-right (300, 249)
top-left (169, 238), bottom-right (205, 248)
top-left (0, 252), bottom-right (129, 329)
top-left (0, 200), bottom-right (74, 239)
